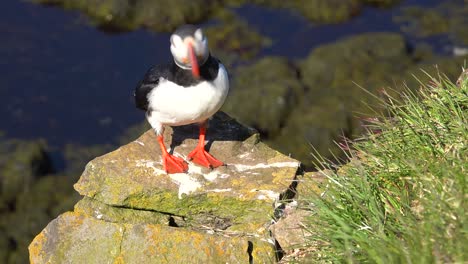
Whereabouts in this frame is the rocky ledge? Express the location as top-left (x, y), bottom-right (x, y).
top-left (29, 113), bottom-right (302, 263)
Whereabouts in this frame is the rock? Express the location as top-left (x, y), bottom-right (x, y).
top-left (270, 171), bottom-right (327, 252)
top-left (29, 112), bottom-right (301, 263)
top-left (270, 209), bottom-right (311, 249)
top-left (74, 112), bottom-right (299, 232)
top-left (29, 211), bottom-right (274, 263)
top-left (294, 171), bottom-right (328, 201)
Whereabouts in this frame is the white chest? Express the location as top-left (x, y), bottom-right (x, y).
top-left (147, 64), bottom-right (229, 126)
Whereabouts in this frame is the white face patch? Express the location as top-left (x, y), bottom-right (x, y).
top-left (170, 30), bottom-right (209, 68)
top-left (170, 35), bottom-right (183, 47)
top-left (194, 29), bottom-right (204, 41)
top-left (170, 35), bottom-right (187, 66)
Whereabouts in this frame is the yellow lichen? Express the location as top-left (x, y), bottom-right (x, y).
top-left (29, 231), bottom-right (47, 264)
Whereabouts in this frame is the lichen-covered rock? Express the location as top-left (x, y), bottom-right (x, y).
top-left (270, 209), bottom-right (311, 249)
top-left (74, 112), bottom-right (299, 232)
top-left (30, 112), bottom-right (300, 263)
top-left (29, 211), bottom-right (275, 263)
top-left (270, 171), bottom-right (326, 252)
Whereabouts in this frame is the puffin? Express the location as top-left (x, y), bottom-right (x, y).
top-left (134, 25), bottom-right (229, 174)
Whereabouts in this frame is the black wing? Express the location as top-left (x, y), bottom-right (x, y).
top-left (134, 65), bottom-right (171, 111)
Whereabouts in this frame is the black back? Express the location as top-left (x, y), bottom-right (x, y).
top-left (134, 55), bottom-right (220, 111)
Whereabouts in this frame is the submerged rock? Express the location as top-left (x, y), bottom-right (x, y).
top-left (31, 0), bottom-right (404, 34)
top-left (205, 10), bottom-right (272, 66)
top-left (293, 0), bottom-right (361, 24)
top-left (395, 1), bottom-right (468, 47)
top-left (29, 112), bottom-right (301, 263)
top-left (0, 138), bottom-right (79, 264)
top-left (223, 57), bottom-right (304, 137)
top-left (32, 0), bottom-right (219, 32)
top-left (0, 139), bottom-right (53, 209)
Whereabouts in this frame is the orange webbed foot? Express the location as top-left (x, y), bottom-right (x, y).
top-left (162, 153), bottom-right (188, 174)
top-left (188, 147), bottom-right (224, 169)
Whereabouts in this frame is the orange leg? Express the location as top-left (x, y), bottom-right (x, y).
top-left (188, 122), bottom-right (224, 168)
top-left (157, 135), bottom-right (188, 174)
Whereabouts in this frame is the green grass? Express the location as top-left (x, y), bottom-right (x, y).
top-left (302, 69), bottom-right (467, 263)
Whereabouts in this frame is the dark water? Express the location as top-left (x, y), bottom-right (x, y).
top-left (236, 0), bottom-right (445, 58)
top-left (0, 0), bottom-right (446, 150)
top-left (1, 0), bottom-right (167, 146)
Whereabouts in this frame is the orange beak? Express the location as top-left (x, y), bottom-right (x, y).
top-left (188, 42), bottom-right (200, 79)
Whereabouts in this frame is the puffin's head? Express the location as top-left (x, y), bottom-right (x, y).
top-left (170, 25), bottom-right (209, 79)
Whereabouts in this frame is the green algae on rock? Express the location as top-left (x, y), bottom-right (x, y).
top-left (31, 0), bottom-right (220, 32)
top-left (222, 57), bottom-right (304, 137)
top-left (230, 0), bottom-right (401, 24)
top-left (205, 11), bottom-right (271, 66)
top-left (395, 1), bottom-right (468, 46)
top-left (293, 0), bottom-right (361, 24)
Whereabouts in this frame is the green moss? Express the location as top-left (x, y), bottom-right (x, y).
top-left (74, 197), bottom-right (167, 225)
top-left (120, 191), bottom-right (273, 233)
